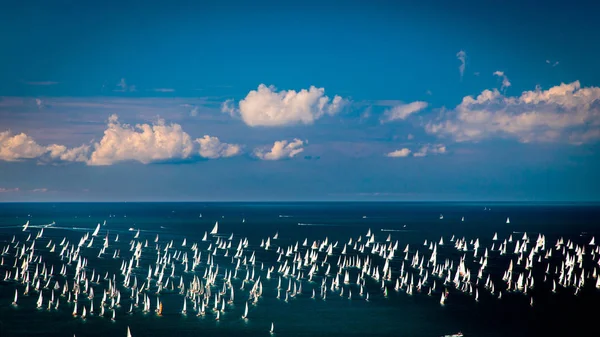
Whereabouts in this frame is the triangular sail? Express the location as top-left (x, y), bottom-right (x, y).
top-left (210, 221), bottom-right (219, 235)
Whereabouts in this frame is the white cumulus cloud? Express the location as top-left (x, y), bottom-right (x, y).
top-left (382, 101), bottom-right (428, 123)
top-left (0, 131), bottom-right (91, 163)
top-left (425, 81), bottom-right (600, 144)
top-left (254, 139), bottom-right (305, 160)
top-left (46, 144), bottom-right (91, 162)
top-left (196, 135), bottom-right (242, 159)
top-left (229, 84), bottom-right (347, 126)
top-left (0, 131), bottom-right (47, 161)
top-left (88, 114), bottom-right (194, 165)
top-left (386, 148), bottom-right (411, 157)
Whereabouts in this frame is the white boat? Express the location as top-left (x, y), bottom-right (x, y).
top-left (270, 322), bottom-right (274, 334)
top-left (23, 220), bottom-right (29, 231)
top-left (439, 214), bottom-right (444, 220)
top-left (441, 333), bottom-right (463, 337)
top-left (12, 289), bottom-right (18, 305)
top-left (92, 223), bottom-right (100, 237)
top-left (242, 302), bottom-right (248, 319)
top-left (127, 326), bottom-right (132, 337)
top-left (210, 222), bottom-right (219, 235)
top-left (506, 217), bottom-right (510, 224)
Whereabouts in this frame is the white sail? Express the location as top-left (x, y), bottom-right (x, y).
top-left (242, 302), bottom-right (248, 318)
top-left (210, 222), bottom-right (219, 235)
top-left (12, 289), bottom-right (18, 304)
top-left (127, 327), bottom-right (132, 337)
top-left (506, 217), bottom-right (510, 224)
top-left (270, 322), bottom-right (274, 334)
top-left (92, 223), bottom-right (100, 237)
top-left (23, 220), bottom-right (29, 231)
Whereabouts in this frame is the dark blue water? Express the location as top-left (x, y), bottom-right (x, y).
top-left (0, 202), bottom-right (599, 337)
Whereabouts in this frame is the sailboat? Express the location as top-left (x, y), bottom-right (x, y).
top-left (210, 222), bottom-right (219, 235)
top-left (461, 216), bottom-right (464, 222)
top-left (92, 223), bottom-right (100, 237)
top-left (439, 214), bottom-right (444, 220)
top-left (242, 302), bottom-right (248, 319)
top-left (506, 217), bottom-right (510, 224)
top-left (441, 332), bottom-right (463, 337)
top-left (127, 327), bottom-right (132, 337)
top-left (23, 220), bottom-right (29, 231)
top-left (181, 298), bottom-right (187, 314)
top-left (12, 289), bottom-right (18, 305)
top-left (270, 322), bottom-right (275, 334)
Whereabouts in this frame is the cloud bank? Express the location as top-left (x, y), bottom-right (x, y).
top-left (426, 81), bottom-right (600, 144)
top-left (227, 84), bottom-right (347, 127)
top-left (0, 131), bottom-right (88, 163)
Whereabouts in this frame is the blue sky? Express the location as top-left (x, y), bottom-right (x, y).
top-left (1, 0), bottom-right (599, 201)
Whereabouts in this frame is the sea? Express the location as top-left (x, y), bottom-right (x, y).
top-left (0, 202), bottom-right (599, 337)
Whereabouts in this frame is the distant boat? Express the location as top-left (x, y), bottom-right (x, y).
top-left (506, 217), bottom-right (510, 224)
top-left (270, 322), bottom-right (275, 334)
top-left (92, 223), bottom-right (100, 236)
top-left (242, 302), bottom-right (248, 319)
top-left (461, 216), bottom-right (464, 222)
top-left (441, 333), bottom-right (463, 337)
top-left (22, 220), bottom-right (29, 231)
top-left (210, 221), bottom-right (219, 235)
top-left (127, 327), bottom-right (132, 337)
top-left (12, 289), bottom-right (18, 305)
top-left (439, 214), bottom-right (444, 220)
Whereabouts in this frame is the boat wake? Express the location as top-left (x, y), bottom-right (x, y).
top-left (297, 223), bottom-right (339, 227)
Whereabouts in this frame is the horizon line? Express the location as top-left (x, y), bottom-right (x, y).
top-left (1, 200), bottom-right (600, 204)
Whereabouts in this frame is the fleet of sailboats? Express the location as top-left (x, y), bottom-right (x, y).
top-left (4, 212), bottom-right (600, 337)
